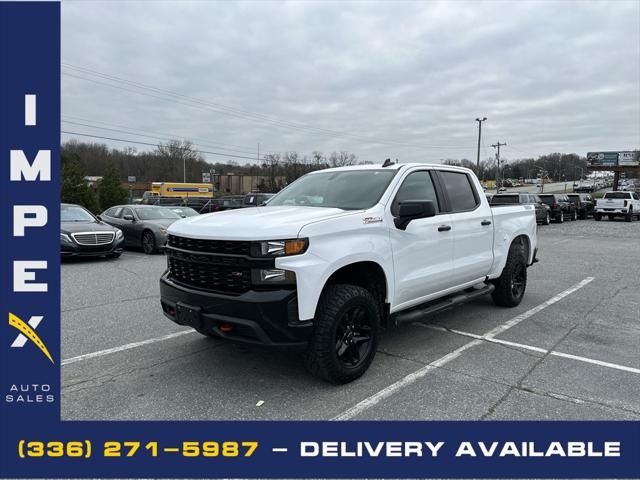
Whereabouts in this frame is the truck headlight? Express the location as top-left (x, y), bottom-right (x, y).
top-left (254, 238), bottom-right (308, 257)
top-left (159, 226), bottom-right (168, 234)
top-left (251, 269), bottom-right (296, 285)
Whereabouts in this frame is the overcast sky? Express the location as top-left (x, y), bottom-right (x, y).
top-left (62, 0), bottom-right (640, 165)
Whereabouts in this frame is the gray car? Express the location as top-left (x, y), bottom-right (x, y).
top-left (100, 205), bottom-right (181, 254)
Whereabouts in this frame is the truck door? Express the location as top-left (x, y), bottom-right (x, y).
top-left (436, 170), bottom-right (494, 285)
top-left (389, 170), bottom-right (455, 308)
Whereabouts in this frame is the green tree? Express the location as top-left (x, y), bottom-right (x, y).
top-left (97, 163), bottom-right (128, 210)
top-left (61, 152), bottom-right (99, 212)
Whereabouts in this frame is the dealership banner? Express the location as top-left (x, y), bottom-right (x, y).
top-left (1, 2), bottom-right (639, 478)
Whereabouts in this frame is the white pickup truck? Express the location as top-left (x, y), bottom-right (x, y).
top-left (160, 163), bottom-right (538, 383)
top-left (594, 191), bottom-right (640, 222)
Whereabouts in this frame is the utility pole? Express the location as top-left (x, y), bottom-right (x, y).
top-left (475, 117), bottom-right (487, 171)
top-left (491, 141), bottom-right (507, 193)
top-left (183, 157), bottom-right (186, 183)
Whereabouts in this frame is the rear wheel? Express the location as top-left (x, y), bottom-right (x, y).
top-left (572, 210), bottom-right (578, 221)
top-left (594, 213), bottom-right (602, 221)
top-left (304, 284), bottom-right (380, 384)
top-left (544, 212), bottom-right (551, 225)
top-left (625, 208), bottom-right (633, 222)
top-left (142, 230), bottom-right (157, 254)
top-left (492, 243), bottom-right (527, 307)
top-left (556, 211), bottom-right (564, 223)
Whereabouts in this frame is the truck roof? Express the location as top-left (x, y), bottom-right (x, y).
top-left (307, 162), bottom-right (472, 174)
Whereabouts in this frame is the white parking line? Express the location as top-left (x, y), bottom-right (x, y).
top-left (333, 277), bottom-right (595, 420)
top-left (421, 324), bottom-right (640, 374)
top-left (61, 330), bottom-right (195, 366)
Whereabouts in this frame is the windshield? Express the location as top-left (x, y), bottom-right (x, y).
top-left (135, 207), bottom-right (181, 220)
top-left (170, 207), bottom-right (198, 217)
top-left (491, 195), bottom-right (519, 204)
top-left (268, 170), bottom-right (397, 210)
top-left (61, 205), bottom-right (95, 222)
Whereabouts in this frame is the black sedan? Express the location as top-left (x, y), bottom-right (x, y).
top-left (61, 203), bottom-right (125, 258)
top-left (101, 205), bottom-right (182, 254)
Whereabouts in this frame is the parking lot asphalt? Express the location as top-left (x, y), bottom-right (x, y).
top-left (61, 218), bottom-right (640, 421)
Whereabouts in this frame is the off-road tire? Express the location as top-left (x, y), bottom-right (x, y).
top-left (492, 243), bottom-right (527, 307)
top-left (304, 284), bottom-right (380, 384)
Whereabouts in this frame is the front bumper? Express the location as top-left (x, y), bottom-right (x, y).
top-left (61, 237), bottom-right (125, 257)
top-left (160, 273), bottom-right (312, 347)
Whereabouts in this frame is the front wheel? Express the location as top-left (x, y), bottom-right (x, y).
top-left (556, 211), bottom-right (564, 223)
top-left (142, 230), bottom-right (157, 254)
top-left (492, 243), bottom-right (527, 307)
top-left (304, 284), bottom-right (380, 384)
top-left (544, 212), bottom-right (551, 225)
top-left (572, 210), bottom-right (578, 221)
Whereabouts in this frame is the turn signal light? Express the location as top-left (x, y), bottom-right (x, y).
top-left (284, 239), bottom-right (307, 255)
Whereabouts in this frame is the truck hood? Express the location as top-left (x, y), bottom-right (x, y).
top-left (167, 206), bottom-right (360, 240)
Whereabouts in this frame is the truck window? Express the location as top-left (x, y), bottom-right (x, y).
top-left (391, 171), bottom-right (439, 216)
top-left (490, 195), bottom-right (519, 204)
top-left (438, 171), bottom-right (479, 212)
top-left (604, 192), bottom-right (630, 199)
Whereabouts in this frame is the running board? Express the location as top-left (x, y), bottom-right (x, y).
top-left (391, 284), bottom-right (495, 326)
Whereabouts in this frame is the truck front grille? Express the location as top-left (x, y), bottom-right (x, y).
top-left (167, 235), bottom-right (251, 256)
top-left (168, 257), bottom-right (251, 294)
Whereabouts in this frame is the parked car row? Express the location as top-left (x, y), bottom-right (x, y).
top-left (488, 193), bottom-right (596, 224)
top-left (142, 192), bottom-right (275, 213)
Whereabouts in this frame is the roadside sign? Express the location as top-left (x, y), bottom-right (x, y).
top-left (127, 175), bottom-right (136, 182)
top-left (587, 151), bottom-right (640, 167)
top-left (618, 151), bottom-right (640, 166)
top-left (202, 172), bottom-right (211, 183)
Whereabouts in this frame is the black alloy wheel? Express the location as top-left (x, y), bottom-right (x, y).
top-left (510, 262), bottom-right (526, 300)
top-left (334, 306), bottom-right (374, 369)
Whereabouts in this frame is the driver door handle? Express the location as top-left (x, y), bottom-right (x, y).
top-left (438, 225), bottom-right (452, 232)
top-left (481, 220), bottom-right (492, 226)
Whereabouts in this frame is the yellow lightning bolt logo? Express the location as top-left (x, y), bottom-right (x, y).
top-left (8, 313), bottom-right (54, 364)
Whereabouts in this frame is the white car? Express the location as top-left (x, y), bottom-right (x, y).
top-left (160, 163), bottom-right (538, 383)
top-left (594, 191), bottom-right (640, 222)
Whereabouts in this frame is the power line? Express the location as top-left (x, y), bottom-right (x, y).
top-left (62, 63), bottom-right (468, 151)
top-left (61, 119), bottom-right (264, 156)
top-left (61, 130), bottom-right (262, 162)
top-left (63, 114), bottom-right (268, 152)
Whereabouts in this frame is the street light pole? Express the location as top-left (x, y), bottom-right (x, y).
top-left (491, 141), bottom-right (507, 193)
top-left (475, 117), bottom-right (487, 170)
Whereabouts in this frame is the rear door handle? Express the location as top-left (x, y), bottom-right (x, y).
top-left (438, 225), bottom-right (452, 232)
top-left (481, 220), bottom-right (492, 226)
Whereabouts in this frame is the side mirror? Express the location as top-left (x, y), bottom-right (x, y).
top-left (96, 215), bottom-right (102, 221)
top-left (123, 214), bottom-right (134, 221)
top-left (394, 200), bottom-right (436, 230)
